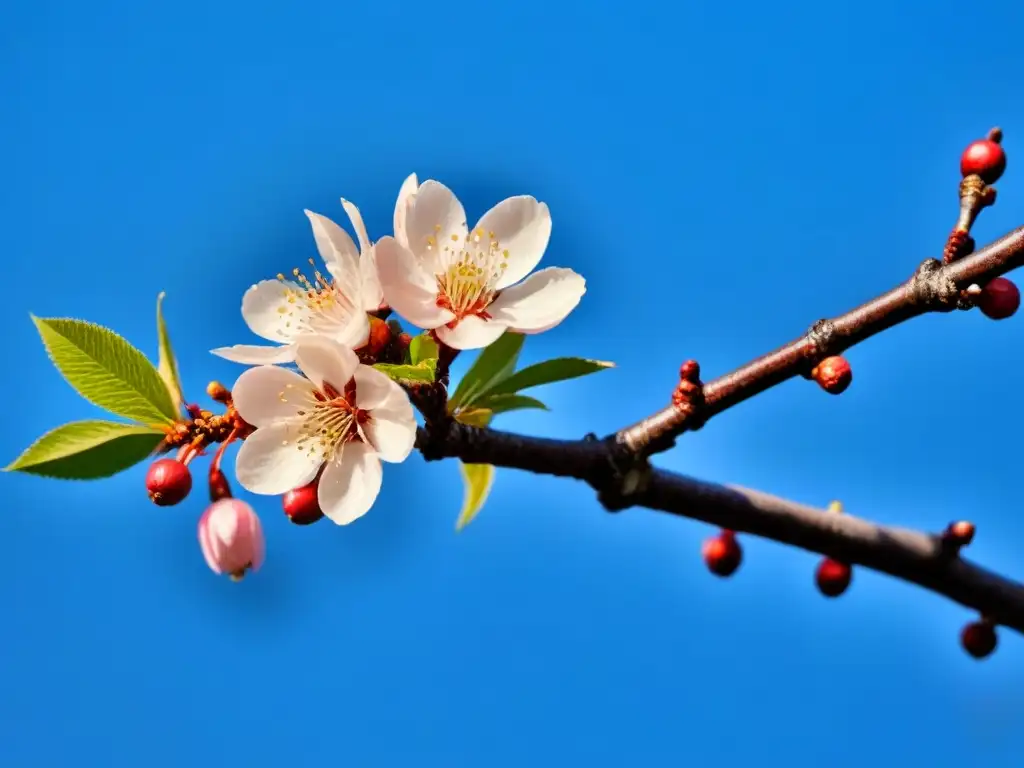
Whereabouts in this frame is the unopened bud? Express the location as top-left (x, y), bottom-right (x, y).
top-left (206, 381), bottom-right (231, 403)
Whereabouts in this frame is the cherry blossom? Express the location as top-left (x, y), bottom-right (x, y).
top-left (230, 335), bottom-right (416, 525)
top-left (375, 179), bottom-right (586, 349)
top-left (210, 200), bottom-right (379, 365)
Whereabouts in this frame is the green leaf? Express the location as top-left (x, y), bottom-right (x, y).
top-left (408, 333), bottom-right (439, 365)
top-left (455, 462), bottom-right (495, 531)
top-left (454, 407), bottom-right (493, 428)
top-left (449, 331), bottom-right (525, 410)
top-left (373, 359), bottom-right (438, 385)
top-left (31, 316), bottom-right (179, 426)
top-left (4, 420), bottom-right (166, 480)
top-left (476, 393), bottom-right (549, 415)
top-left (156, 292), bottom-right (184, 408)
top-left (485, 357), bottom-right (615, 397)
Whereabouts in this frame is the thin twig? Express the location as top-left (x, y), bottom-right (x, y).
top-left (614, 226), bottom-right (1024, 455)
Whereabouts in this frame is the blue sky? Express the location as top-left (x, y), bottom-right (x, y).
top-left (2, 0), bottom-right (1023, 765)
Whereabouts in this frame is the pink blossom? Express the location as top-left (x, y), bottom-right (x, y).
top-left (197, 498), bottom-right (266, 581)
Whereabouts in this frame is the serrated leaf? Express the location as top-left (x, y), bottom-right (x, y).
top-left (455, 462), bottom-right (495, 531)
top-left (449, 331), bottom-right (525, 410)
top-left (476, 393), bottom-right (549, 415)
top-left (408, 333), bottom-right (439, 365)
top-left (454, 407), bottom-right (493, 428)
top-left (156, 292), bottom-right (184, 408)
top-left (32, 316), bottom-right (178, 425)
top-left (373, 359), bottom-right (437, 384)
top-left (4, 420), bottom-right (166, 480)
top-left (485, 357), bottom-right (615, 396)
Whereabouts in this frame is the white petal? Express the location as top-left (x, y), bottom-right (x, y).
top-left (474, 197), bottom-right (553, 290)
top-left (340, 200), bottom-right (383, 310)
top-left (487, 267), bottom-right (586, 333)
top-left (294, 335), bottom-right (359, 392)
top-left (234, 420), bottom-right (322, 495)
top-left (317, 443), bottom-right (383, 525)
top-left (435, 316), bottom-right (509, 350)
top-left (241, 280), bottom-right (309, 343)
top-left (394, 173), bottom-right (419, 250)
top-left (231, 365), bottom-right (316, 428)
top-left (304, 210), bottom-right (361, 298)
top-left (405, 179), bottom-right (468, 260)
top-left (309, 310), bottom-right (370, 351)
top-left (341, 198), bottom-right (372, 255)
top-left (353, 364), bottom-right (408, 411)
top-left (375, 236), bottom-right (456, 329)
top-left (361, 394), bottom-right (416, 464)
top-left (210, 343), bottom-right (297, 365)
top-left (358, 248), bottom-right (384, 312)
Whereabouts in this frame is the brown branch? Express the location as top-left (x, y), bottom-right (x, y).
top-left (407, 217), bottom-right (1024, 642)
top-left (616, 225), bottom-right (1024, 455)
top-left (414, 421), bottom-right (1024, 634)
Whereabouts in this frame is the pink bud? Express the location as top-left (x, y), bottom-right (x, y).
top-left (197, 498), bottom-right (265, 581)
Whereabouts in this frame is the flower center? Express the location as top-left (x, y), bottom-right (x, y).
top-left (273, 258), bottom-right (359, 336)
top-left (282, 379), bottom-right (371, 463)
top-left (430, 227), bottom-right (509, 322)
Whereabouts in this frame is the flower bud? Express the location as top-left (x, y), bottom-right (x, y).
top-left (702, 530), bottom-right (742, 577)
top-left (812, 356), bottom-right (852, 395)
top-left (146, 458), bottom-right (192, 506)
top-left (815, 558), bottom-right (852, 597)
top-left (961, 620), bottom-right (997, 659)
top-left (198, 498), bottom-right (265, 581)
top-left (206, 381), bottom-right (231, 403)
top-left (282, 481), bottom-right (324, 525)
top-left (365, 316), bottom-right (393, 358)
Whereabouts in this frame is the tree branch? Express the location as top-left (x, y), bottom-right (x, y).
top-left (415, 421), bottom-right (1024, 635)
top-left (616, 225), bottom-right (1024, 455)
top-left (411, 220), bottom-right (1024, 640)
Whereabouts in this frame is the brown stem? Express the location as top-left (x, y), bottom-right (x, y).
top-left (615, 226), bottom-right (1024, 455)
top-left (412, 422), bottom-right (1024, 634)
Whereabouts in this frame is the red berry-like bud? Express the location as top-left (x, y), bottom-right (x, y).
top-left (945, 520), bottom-right (976, 548)
top-left (702, 530), bottom-right (742, 577)
top-left (397, 332), bottom-right (412, 349)
top-left (815, 558), bottom-right (852, 597)
top-left (961, 620), bottom-right (997, 659)
top-left (812, 356), bottom-right (852, 395)
top-left (679, 359), bottom-right (701, 382)
top-left (282, 481), bottom-right (324, 525)
top-left (365, 316), bottom-right (393, 358)
top-left (146, 458), bottom-right (193, 506)
top-left (978, 277), bottom-right (1020, 320)
top-left (960, 139), bottom-right (1006, 184)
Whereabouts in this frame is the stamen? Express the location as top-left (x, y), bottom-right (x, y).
top-left (271, 253), bottom-right (359, 337)
top-left (278, 379), bottom-right (369, 464)
top-left (434, 227), bottom-right (508, 320)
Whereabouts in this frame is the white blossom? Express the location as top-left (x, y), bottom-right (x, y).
top-left (211, 201), bottom-right (379, 365)
top-left (375, 179), bottom-right (585, 349)
top-left (231, 335), bottom-right (416, 524)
